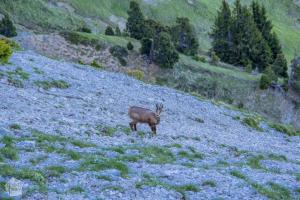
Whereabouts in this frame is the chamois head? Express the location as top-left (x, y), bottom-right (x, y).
top-left (155, 103), bottom-right (164, 123)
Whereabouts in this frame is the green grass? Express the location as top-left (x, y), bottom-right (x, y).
top-left (137, 146), bottom-right (175, 164)
top-left (136, 173), bottom-right (200, 195)
top-left (202, 180), bottom-right (216, 187)
top-left (251, 182), bottom-right (291, 200)
top-left (296, 173), bottom-right (300, 181)
top-left (34, 79), bottom-right (70, 90)
top-left (247, 155), bottom-right (264, 169)
top-left (269, 123), bottom-right (300, 136)
top-left (242, 117), bottom-right (263, 132)
top-left (69, 186), bottom-right (85, 193)
top-left (46, 166), bottom-right (66, 177)
top-left (79, 156), bottom-right (129, 178)
top-left (0, 146), bottom-right (18, 160)
top-left (230, 170), bottom-right (247, 180)
top-left (9, 123), bottom-right (21, 130)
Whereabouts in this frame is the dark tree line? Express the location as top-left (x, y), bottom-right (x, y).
top-left (210, 0), bottom-right (287, 79)
top-left (0, 13), bottom-right (17, 37)
top-left (125, 1), bottom-right (199, 68)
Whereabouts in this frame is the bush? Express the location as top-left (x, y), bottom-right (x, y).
top-left (140, 38), bottom-right (152, 55)
top-left (259, 74), bottom-right (271, 90)
top-left (192, 55), bottom-right (206, 63)
top-left (0, 14), bottom-right (17, 37)
top-left (127, 42), bottom-right (134, 50)
top-left (242, 117), bottom-right (263, 132)
top-left (210, 51), bottom-right (220, 65)
top-left (77, 26), bottom-right (92, 33)
top-left (105, 26), bottom-right (114, 36)
top-left (115, 26), bottom-right (122, 36)
top-left (91, 60), bottom-right (102, 69)
top-left (127, 69), bottom-right (144, 80)
top-left (0, 39), bottom-right (13, 64)
top-left (109, 45), bottom-right (128, 66)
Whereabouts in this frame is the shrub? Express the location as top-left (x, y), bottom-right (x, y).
top-left (127, 42), bottom-right (134, 50)
top-left (109, 45), bottom-right (128, 66)
top-left (192, 55), bottom-right (206, 63)
top-left (127, 69), bottom-right (144, 80)
top-left (210, 51), bottom-right (220, 65)
top-left (91, 60), bottom-right (102, 69)
top-left (140, 38), bottom-right (152, 55)
top-left (245, 63), bottom-right (252, 73)
top-left (0, 39), bottom-right (12, 64)
top-left (242, 117), bottom-right (263, 131)
top-left (77, 26), bottom-right (92, 33)
top-left (115, 26), bottom-right (122, 36)
top-left (0, 14), bottom-right (17, 37)
top-left (259, 74), bottom-right (271, 90)
top-left (105, 26), bottom-right (114, 36)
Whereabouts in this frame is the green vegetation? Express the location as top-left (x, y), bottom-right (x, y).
top-left (290, 57), bottom-right (300, 93)
top-left (105, 26), bottom-right (115, 36)
top-left (127, 41), bottom-right (134, 50)
top-left (202, 180), bottom-right (216, 187)
top-left (69, 186), bottom-right (85, 193)
top-left (137, 146), bottom-right (175, 164)
top-left (79, 156), bottom-right (129, 178)
top-left (251, 182), bottom-right (291, 200)
top-left (247, 155), bottom-right (264, 169)
top-left (127, 69), bottom-right (144, 80)
top-left (90, 60), bottom-right (102, 69)
top-left (0, 39), bottom-right (13, 64)
top-left (296, 173), bottom-right (300, 181)
top-left (0, 14), bottom-right (17, 37)
top-left (9, 123), bottom-right (21, 130)
top-left (270, 123), bottom-right (300, 136)
top-left (34, 79), bottom-right (70, 90)
top-left (171, 17), bottom-right (199, 56)
top-left (46, 166), bottom-right (66, 177)
top-left (136, 173), bottom-right (200, 195)
top-left (230, 170), bottom-right (247, 180)
top-left (242, 116), bottom-right (263, 132)
top-left (109, 45), bottom-right (128, 66)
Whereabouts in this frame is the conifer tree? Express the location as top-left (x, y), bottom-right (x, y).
top-left (115, 26), bottom-right (121, 36)
top-left (0, 14), bottom-right (17, 37)
top-left (290, 57), bottom-right (300, 92)
top-left (171, 17), bottom-right (199, 56)
top-left (210, 0), bottom-right (233, 63)
top-left (152, 31), bottom-right (179, 68)
top-left (126, 1), bottom-right (145, 40)
top-left (272, 53), bottom-right (288, 78)
top-left (105, 26), bottom-right (114, 35)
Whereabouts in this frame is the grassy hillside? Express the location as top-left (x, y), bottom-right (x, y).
top-left (1, 0), bottom-right (299, 61)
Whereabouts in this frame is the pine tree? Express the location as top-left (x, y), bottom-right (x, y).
top-left (272, 53), bottom-right (288, 78)
top-left (0, 14), bottom-right (17, 37)
top-left (171, 17), bottom-right (199, 56)
top-left (126, 1), bottom-right (145, 40)
top-left (127, 41), bottom-right (134, 50)
top-left (152, 32), bottom-right (179, 68)
top-left (290, 57), bottom-right (300, 92)
top-left (115, 26), bottom-right (121, 36)
top-left (105, 26), bottom-right (114, 35)
top-left (251, 1), bottom-right (284, 61)
top-left (231, 2), bottom-right (271, 71)
top-left (210, 0), bottom-right (233, 63)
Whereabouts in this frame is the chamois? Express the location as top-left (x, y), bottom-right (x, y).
top-left (128, 103), bottom-right (163, 136)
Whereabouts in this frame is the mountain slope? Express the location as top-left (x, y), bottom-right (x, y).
top-left (0, 51), bottom-right (299, 199)
top-left (1, 0), bottom-right (300, 61)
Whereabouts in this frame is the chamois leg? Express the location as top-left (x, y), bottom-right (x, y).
top-left (149, 124), bottom-right (156, 136)
top-left (134, 123), bottom-right (137, 131)
top-left (130, 122), bottom-right (136, 131)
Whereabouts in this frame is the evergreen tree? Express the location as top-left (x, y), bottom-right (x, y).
top-left (127, 41), bottom-right (134, 50)
top-left (115, 26), bottom-right (121, 36)
top-left (210, 0), bottom-right (233, 63)
top-left (140, 38), bottom-right (152, 55)
top-left (0, 14), bottom-right (17, 37)
top-left (126, 1), bottom-right (145, 40)
top-left (231, 2), bottom-right (271, 70)
top-left (152, 31), bottom-right (179, 68)
top-left (290, 57), bottom-right (300, 92)
top-left (251, 1), bottom-right (284, 61)
top-left (105, 26), bottom-right (114, 35)
top-left (272, 53), bottom-right (288, 78)
top-left (171, 17), bottom-right (199, 56)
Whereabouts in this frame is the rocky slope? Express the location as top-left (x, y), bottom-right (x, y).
top-left (0, 51), bottom-right (300, 199)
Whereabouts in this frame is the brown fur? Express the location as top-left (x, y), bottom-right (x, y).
top-left (128, 103), bottom-right (163, 136)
